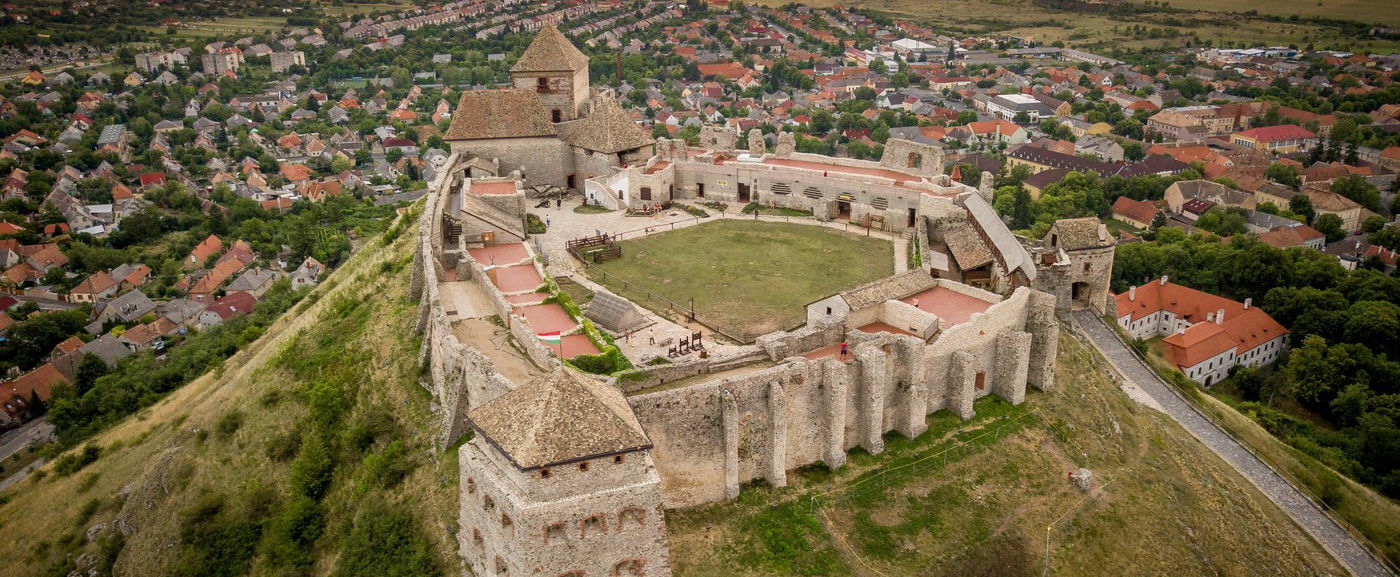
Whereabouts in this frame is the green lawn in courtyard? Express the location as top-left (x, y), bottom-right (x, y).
top-left (586, 220), bottom-right (893, 339)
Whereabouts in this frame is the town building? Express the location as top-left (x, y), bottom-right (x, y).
top-left (1231, 124), bottom-right (1317, 154)
top-left (1115, 278), bottom-right (1288, 385)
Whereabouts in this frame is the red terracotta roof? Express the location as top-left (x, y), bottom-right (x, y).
top-left (1111, 196), bottom-right (1158, 225)
top-left (1234, 124), bottom-right (1315, 143)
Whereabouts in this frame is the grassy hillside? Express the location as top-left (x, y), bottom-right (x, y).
top-left (0, 203), bottom-right (461, 577)
top-left (665, 329), bottom-right (1348, 576)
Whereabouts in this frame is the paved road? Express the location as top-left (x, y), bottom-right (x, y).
top-left (0, 458), bottom-right (44, 492)
top-left (1072, 310), bottom-right (1393, 577)
top-left (0, 419), bottom-right (53, 463)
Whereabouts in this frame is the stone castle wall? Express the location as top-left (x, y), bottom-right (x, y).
top-left (449, 136), bottom-right (573, 187)
top-left (627, 287), bottom-right (1054, 508)
top-left (414, 156), bottom-right (520, 446)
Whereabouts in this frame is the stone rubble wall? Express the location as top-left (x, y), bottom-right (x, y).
top-left (755, 322), bottom-right (843, 361)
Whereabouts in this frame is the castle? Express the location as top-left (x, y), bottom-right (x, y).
top-left (420, 26), bottom-right (1114, 577)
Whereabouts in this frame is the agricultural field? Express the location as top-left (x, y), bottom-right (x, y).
top-left (768, 0), bottom-right (1400, 53)
top-left (1123, 0), bottom-right (1399, 27)
top-left (143, 17), bottom-right (293, 40)
top-left (587, 220), bottom-right (893, 339)
top-left (664, 330), bottom-right (1349, 576)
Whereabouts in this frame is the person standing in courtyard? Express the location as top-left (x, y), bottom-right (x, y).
top-left (840, 340), bottom-right (848, 358)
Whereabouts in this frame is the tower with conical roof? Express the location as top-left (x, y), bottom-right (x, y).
top-left (511, 24), bottom-right (592, 123)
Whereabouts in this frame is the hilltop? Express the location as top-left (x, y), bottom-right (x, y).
top-left (0, 204), bottom-right (460, 577)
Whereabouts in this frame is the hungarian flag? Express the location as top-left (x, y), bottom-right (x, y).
top-left (537, 331), bottom-right (562, 344)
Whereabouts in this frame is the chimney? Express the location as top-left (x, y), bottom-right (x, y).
top-left (1216, 308), bottom-right (1225, 325)
top-left (1243, 298), bottom-right (1251, 310)
top-left (1159, 275), bottom-right (1168, 286)
top-left (1206, 312), bottom-right (1214, 323)
top-left (1128, 285), bottom-right (1136, 301)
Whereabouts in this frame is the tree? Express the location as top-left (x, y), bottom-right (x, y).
top-left (867, 59), bottom-right (887, 75)
top-left (1285, 335), bottom-right (1347, 405)
top-left (1315, 213), bottom-right (1345, 242)
top-left (1123, 141), bottom-right (1145, 162)
top-left (1011, 187), bottom-right (1033, 230)
top-left (75, 354), bottom-right (109, 396)
top-left (290, 433), bottom-right (334, 499)
top-left (1289, 194), bottom-right (1315, 224)
top-left (1361, 216), bottom-right (1386, 234)
top-left (1150, 211), bottom-right (1167, 231)
top-left (1266, 163), bottom-right (1301, 189)
top-left (1012, 110), bottom-right (1031, 125)
top-left (1330, 175), bottom-right (1380, 212)
top-left (1194, 207), bottom-right (1249, 236)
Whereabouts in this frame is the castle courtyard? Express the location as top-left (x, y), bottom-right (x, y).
top-left (584, 219), bottom-right (895, 339)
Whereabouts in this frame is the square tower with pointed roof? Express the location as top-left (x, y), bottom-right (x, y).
top-left (511, 24), bottom-right (592, 123)
top-left (458, 368), bottom-right (672, 577)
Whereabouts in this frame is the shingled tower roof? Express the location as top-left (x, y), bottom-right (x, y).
top-left (559, 97), bottom-right (655, 154)
top-left (511, 24), bottom-right (590, 73)
top-left (444, 89), bottom-right (557, 141)
top-left (467, 368), bottom-right (651, 470)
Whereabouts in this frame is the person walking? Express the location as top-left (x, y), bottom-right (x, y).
top-left (840, 341), bottom-right (848, 358)
top-left (545, 215), bottom-right (551, 229)
top-left (648, 329), bottom-right (655, 346)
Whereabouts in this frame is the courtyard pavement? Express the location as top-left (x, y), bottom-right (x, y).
top-left (1072, 310), bottom-right (1393, 577)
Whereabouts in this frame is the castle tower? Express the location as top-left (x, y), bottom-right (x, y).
top-left (510, 24), bottom-right (592, 123)
top-left (458, 368), bottom-right (672, 577)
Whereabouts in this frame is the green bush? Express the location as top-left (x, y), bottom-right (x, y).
top-left (265, 429), bottom-right (301, 462)
top-left (526, 213), bottom-right (547, 234)
top-left (215, 410), bottom-right (244, 438)
top-left (290, 434), bottom-right (334, 500)
top-left (259, 496), bottom-right (325, 570)
top-left (332, 502), bottom-right (443, 577)
top-left (358, 441), bottom-right (413, 494)
top-left (172, 493), bottom-right (264, 577)
top-left (51, 445), bottom-right (101, 477)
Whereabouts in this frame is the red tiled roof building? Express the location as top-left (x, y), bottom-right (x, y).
top-left (1115, 277), bottom-right (1288, 386)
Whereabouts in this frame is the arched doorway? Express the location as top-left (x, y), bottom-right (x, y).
top-left (1070, 282), bottom-right (1093, 310)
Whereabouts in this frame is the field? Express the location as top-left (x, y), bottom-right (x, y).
top-left (586, 220), bottom-right (893, 339)
top-left (144, 17), bottom-right (293, 40)
top-left (770, 0), bottom-right (1400, 53)
top-left (0, 209), bottom-right (459, 577)
top-left (664, 330), bottom-right (1348, 576)
top-left (1123, 0), bottom-right (1395, 26)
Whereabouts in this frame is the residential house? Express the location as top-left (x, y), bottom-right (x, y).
top-left (1111, 197), bottom-right (1159, 229)
top-left (1164, 180), bottom-right (1256, 215)
top-left (225, 267), bottom-right (281, 299)
top-left (1258, 225), bottom-right (1326, 250)
top-left (1, 364), bottom-right (68, 424)
top-left (69, 271), bottom-right (120, 303)
top-left (290, 257), bottom-right (324, 288)
top-left (198, 291), bottom-right (256, 328)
